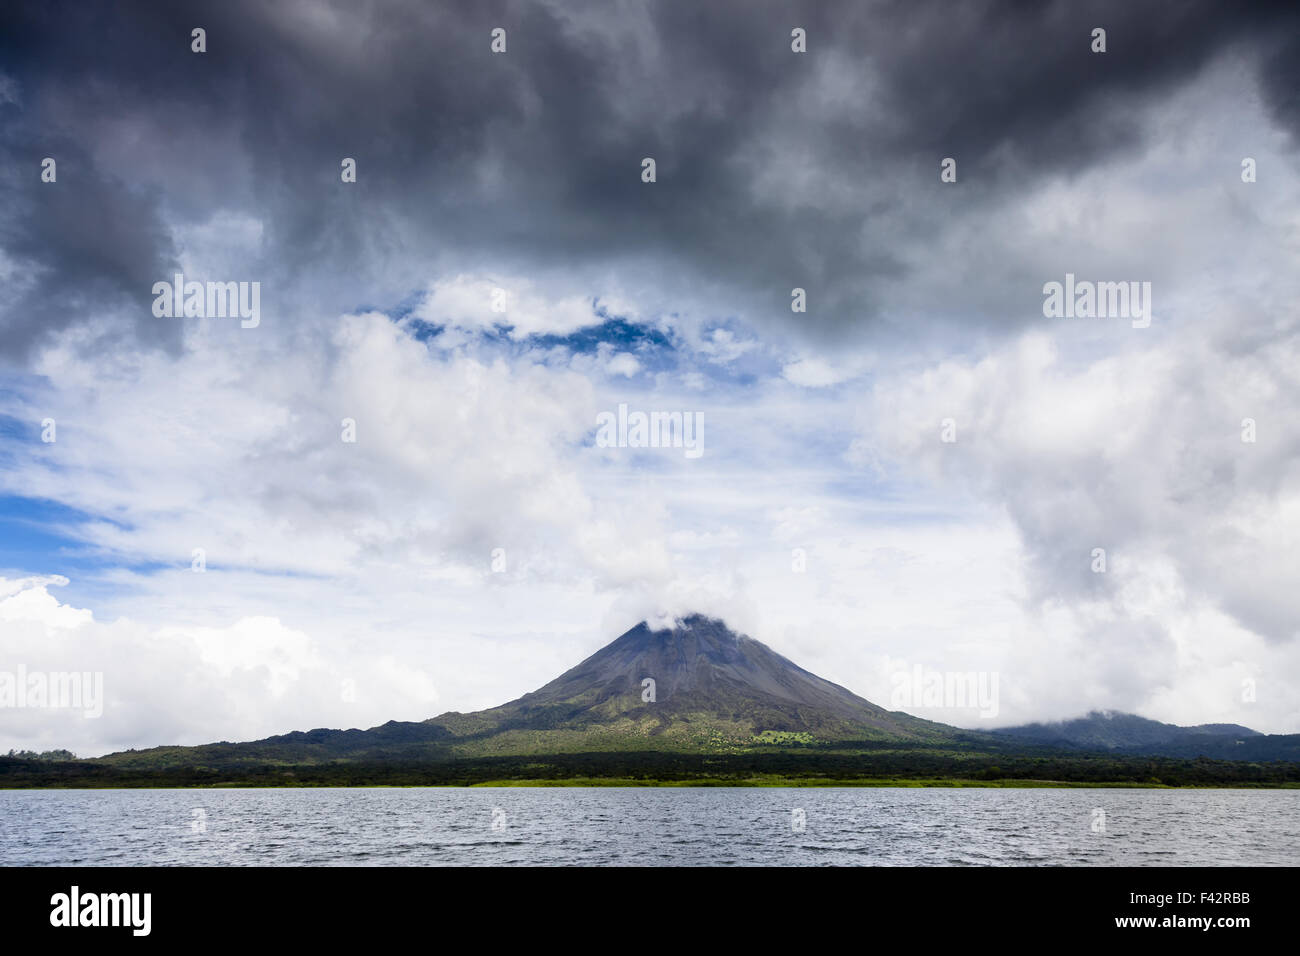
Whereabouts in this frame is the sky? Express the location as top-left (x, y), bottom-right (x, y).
top-left (1, 0), bottom-right (1298, 756)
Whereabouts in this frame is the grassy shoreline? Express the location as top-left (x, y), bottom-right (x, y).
top-left (7, 748), bottom-right (1299, 789)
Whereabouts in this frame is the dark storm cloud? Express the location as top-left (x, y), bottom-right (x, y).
top-left (2, 0), bottom-right (1297, 360)
top-left (0, 139), bottom-right (181, 358)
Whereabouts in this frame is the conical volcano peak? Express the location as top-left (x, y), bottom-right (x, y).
top-left (471, 614), bottom-right (939, 741)
top-left (635, 614), bottom-right (746, 650)
top-left (665, 613), bottom-right (742, 638)
top-left (600, 614), bottom-right (755, 678)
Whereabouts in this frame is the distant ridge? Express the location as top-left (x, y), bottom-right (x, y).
top-left (991, 710), bottom-right (1300, 760)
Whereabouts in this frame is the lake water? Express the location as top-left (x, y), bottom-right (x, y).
top-left (1, 787), bottom-right (1296, 866)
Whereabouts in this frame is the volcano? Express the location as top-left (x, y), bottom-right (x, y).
top-left (88, 614), bottom-right (952, 769)
top-left (420, 614), bottom-right (949, 753)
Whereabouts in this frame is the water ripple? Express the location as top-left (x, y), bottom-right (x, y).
top-left (1, 787), bottom-right (1297, 866)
